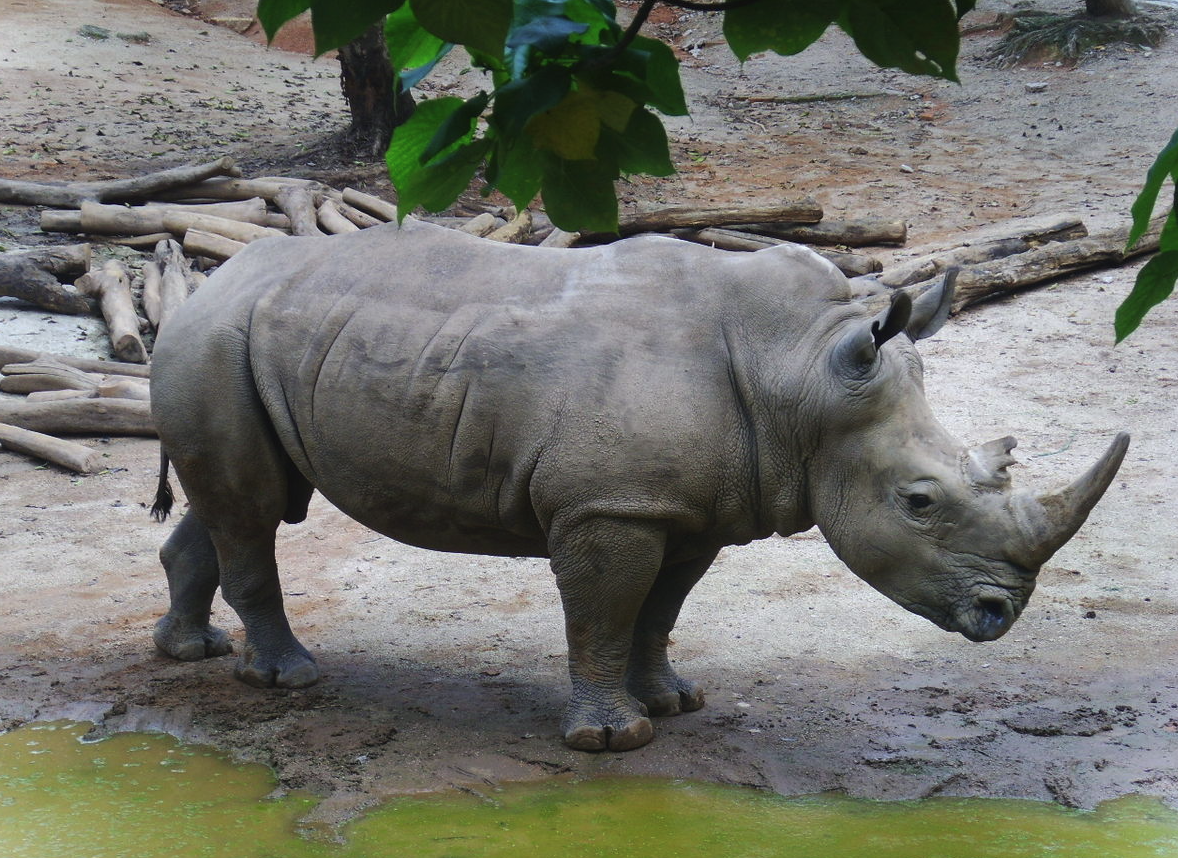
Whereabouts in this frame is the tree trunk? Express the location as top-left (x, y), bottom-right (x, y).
top-left (337, 24), bottom-right (416, 159)
top-left (1085, 0), bottom-right (1137, 17)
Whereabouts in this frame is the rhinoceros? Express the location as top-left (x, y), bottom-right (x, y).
top-left (149, 218), bottom-right (1128, 751)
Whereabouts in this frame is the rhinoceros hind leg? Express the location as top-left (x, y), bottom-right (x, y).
top-left (234, 638), bottom-right (319, 689)
top-left (550, 517), bottom-right (666, 752)
top-left (154, 509), bottom-right (234, 661)
top-left (625, 552), bottom-right (716, 717)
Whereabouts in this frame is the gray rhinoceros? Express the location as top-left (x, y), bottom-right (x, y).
top-left (149, 218), bottom-right (1128, 751)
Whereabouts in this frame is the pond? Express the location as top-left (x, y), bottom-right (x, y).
top-left (3, 722), bottom-right (1177, 858)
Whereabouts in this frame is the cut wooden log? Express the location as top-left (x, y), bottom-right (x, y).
top-left (336, 202), bottom-right (382, 230)
top-left (161, 211), bottom-right (286, 243)
top-left (487, 209), bottom-right (533, 243)
top-left (182, 229), bottom-right (246, 262)
top-left (0, 358), bottom-right (101, 394)
top-left (146, 176), bottom-right (297, 204)
top-left (0, 156), bottom-right (240, 208)
top-left (97, 378), bottom-right (150, 400)
top-left (142, 260), bottom-right (163, 328)
top-left (0, 397), bottom-right (154, 436)
top-left (588, 198), bottom-right (823, 239)
top-left (948, 216), bottom-right (1166, 312)
top-left (66, 199), bottom-right (275, 237)
top-left (27, 389), bottom-right (96, 402)
top-left (274, 185), bottom-right (325, 237)
top-left (154, 239), bottom-right (194, 331)
top-left (317, 200), bottom-right (360, 234)
top-left (880, 214), bottom-right (1089, 287)
top-left (673, 228), bottom-right (882, 276)
top-left (540, 228), bottom-right (581, 248)
top-left (0, 244), bottom-right (96, 315)
top-left (0, 346), bottom-right (151, 378)
top-left (102, 232), bottom-right (176, 249)
top-left (342, 188), bottom-right (398, 222)
top-left (0, 422), bottom-right (102, 473)
top-left (735, 218), bottom-right (907, 247)
top-left (459, 212), bottom-right (498, 237)
top-left (75, 260), bottom-right (149, 363)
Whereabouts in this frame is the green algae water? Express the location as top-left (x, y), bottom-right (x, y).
top-left (3, 722), bottom-right (1178, 858)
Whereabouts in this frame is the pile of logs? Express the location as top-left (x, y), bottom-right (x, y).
top-left (0, 155), bottom-right (1165, 473)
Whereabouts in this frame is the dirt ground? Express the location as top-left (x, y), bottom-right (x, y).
top-left (1, 0), bottom-right (1176, 827)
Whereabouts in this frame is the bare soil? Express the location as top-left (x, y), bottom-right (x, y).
top-left (1, 0), bottom-right (1176, 826)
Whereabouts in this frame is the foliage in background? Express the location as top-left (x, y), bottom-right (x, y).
top-left (1117, 127), bottom-right (1178, 342)
top-left (257, 0), bottom-right (975, 232)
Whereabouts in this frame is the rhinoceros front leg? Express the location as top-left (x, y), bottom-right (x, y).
top-left (153, 509), bottom-right (233, 661)
top-left (550, 517), bottom-right (666, 752)
top-left (625, 551), bottom-right (717, 717)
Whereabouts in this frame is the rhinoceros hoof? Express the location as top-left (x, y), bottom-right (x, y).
top-left (640, 684), bottom-right (706, 718)
top-left (562, 695), bottom-right (654, 752)
top-left (153, 614), bottom-right (234, 662)
top-left (233, 643), bottom-right (319, 689)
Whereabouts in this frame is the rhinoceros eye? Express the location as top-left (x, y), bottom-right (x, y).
top-left (907, 493), bottom-right (934, 510)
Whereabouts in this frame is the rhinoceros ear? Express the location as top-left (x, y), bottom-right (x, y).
top-left (833, 290), bottom-right (913, 375)
top-left (905, 267), bottom-right (958, 341)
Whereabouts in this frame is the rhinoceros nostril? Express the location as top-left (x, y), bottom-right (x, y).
top-left (976, 596), bottom-right (1009, 636)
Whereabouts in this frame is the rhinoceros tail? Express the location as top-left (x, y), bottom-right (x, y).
top-left (151, 448), bottom-right (175, 523)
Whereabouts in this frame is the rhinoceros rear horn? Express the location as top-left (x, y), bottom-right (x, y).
top-left (1013, 432), bottom-right (1130, 566)
top-left (833, 290), bottom-right (912, 375)
top-left (905, 268), bottom-right (957, 341)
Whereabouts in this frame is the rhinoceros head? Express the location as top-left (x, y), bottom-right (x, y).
top-left (804, 271), bottom-right (1128, 642)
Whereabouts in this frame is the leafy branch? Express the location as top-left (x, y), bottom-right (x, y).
top-left (258, 0), bottom-right (976, 232)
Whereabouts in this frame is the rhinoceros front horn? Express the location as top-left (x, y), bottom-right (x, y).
top-left (1013, 432), bottom-right (1130, 567)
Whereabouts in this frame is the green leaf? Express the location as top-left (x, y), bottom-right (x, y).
top-left (599, 107), bottom-right (674, 177)
top-left (527, 86), bottom-right (632, 160)
top-left (1160, 206), bottom-right (1178, 253)
top-left (540, 154), bottom-right (618, 233)
top-left (490, 67), bottom-right (571, 137)
top-left (487, 133), bottom-right (544, 212)
top-left (631, 36), bottom-right (688, 116)
top-left (388, 97), bottom-right (488, 215)
top-left (1127, 126), bottom-right (1178, 251)
top-left (410, 0), bottom-right (512, 57)
top-left (1115, 249), bottom-right (1178, 343)
top-left (308, 0), bottom-right (405, 55)
top-left (256, 0), bottom-right (310, 42)
top-left (724, 1), bottom-right (841, 62)
top-left (420, 91), bottom-right (489, 164)
top-left (839, 0), bottom-right (962, 82)
top-left (385, 2), bottom-right (447, 69)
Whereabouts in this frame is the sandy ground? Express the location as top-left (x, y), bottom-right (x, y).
top-left (1, 0), bottom-right (1176, 826)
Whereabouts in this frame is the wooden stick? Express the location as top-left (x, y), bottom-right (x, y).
top-left (0, 157), bottom-right (240, 208)
top-left (486, 209), bottom-right (533, 243)
top-left (154, 239), bottom-right (193, 331)
top-left (592, 198), bottom-right (823, 238)
top-left (71, 199), bottom-right (274, 236)
top-left (161, 211), bottom-right (286, 243)
top-left (102, 232), bottom-right (177, 249)
top-left (342, 187), bottom-right (398, 222)
top-left (949, 217), bottom-right (1166, 312)
top-left (673, 228), bottom-right (882, 276)
top-left (880, 214), bottom-right (1089, 287)
top-left (459, 212), bottom-right (498, 237)
top-left (152, 177), bottom-right (304, 203)
top-left (274, 185), bottom-right (325, 237)
top-left (0, 245), bottom-right (96, 315)
top-left (317, 200), bottom-right (360, 234)
top-left (735, 218), bottom-right (907, 247)
top-left (0, 359), bottom-right (101, 394)
top-left (0, 346), bottom-right (150, 378)
top-left (74, 260), bottom-right (149, 363)
top-left (0, 422), bottom-right (102, 473)
top-left (0, 398), bottom-right (154, 436)
top-left (540, 227), bottom-right (581, 248)
top-left (182, 229), bottom-right (246, 261)
top-left (336, 201), bottom-right (382, 229)
top-left (142, 260), bottom-right (163, 328)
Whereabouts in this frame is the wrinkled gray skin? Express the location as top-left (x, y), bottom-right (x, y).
top-left (150, 219), bottom-right (1128, 752)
